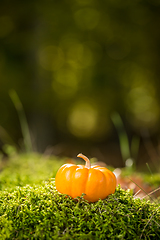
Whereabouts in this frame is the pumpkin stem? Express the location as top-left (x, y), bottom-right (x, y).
top-left (77, 153), bottom-right (91, 169)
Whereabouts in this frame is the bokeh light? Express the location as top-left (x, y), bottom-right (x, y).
top-left (67, 101), bottom-right (110, 140)
top-left (52, 68), bottom-right (80, 98)
top-left (39, 45), bottom-right (64, 71)
top-left (126, 74), bottom-right (159, 130)
top-left (60, 37), bottom-right (102, 69)
top-left (67, 101), bottom-right (99, 138)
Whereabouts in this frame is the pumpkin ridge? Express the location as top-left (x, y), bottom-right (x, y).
top-left (82, 167), bottom-right (90, 198)
top-left (83, 168), bottom-right (102, 202)
top-left (70, 167), bottom-right (79, 198)
top-left (71, 166), bottom-right (89, 198)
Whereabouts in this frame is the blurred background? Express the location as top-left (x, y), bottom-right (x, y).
top-left (0, 0), bottom-right (160, 169)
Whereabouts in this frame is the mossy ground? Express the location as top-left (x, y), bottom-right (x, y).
top-left (0, 153), bottom-right (160, 239)
top-left (0, 152), bottom-right (65, 190)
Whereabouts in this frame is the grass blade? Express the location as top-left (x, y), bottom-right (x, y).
top-left (9, 89), bottom-right (32, 153)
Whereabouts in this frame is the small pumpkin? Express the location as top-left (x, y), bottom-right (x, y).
top-left (55, 153), bottom-right (116, 202)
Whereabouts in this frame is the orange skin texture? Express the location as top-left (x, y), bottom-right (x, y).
top-left (55, 163), bottom-right (116, 203)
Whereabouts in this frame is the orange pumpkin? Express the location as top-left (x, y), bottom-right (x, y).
top-left (55, 153), bottom-right (116, 202)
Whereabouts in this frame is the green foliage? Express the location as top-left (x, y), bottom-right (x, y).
top-left (111, 112), bottom-right (140, 169)
top-left (0, 182), bottom-right (159, 240)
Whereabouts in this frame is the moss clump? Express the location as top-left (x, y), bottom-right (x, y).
top-left (0, 180), bottom-right (159, 240)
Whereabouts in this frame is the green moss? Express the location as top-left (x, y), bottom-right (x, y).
top-left (0, 153), bottom-right (160, 239)
top-left (0, 181), bottom-right (159, 240)
top-left (0, 153), bottom-right (65, 190)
